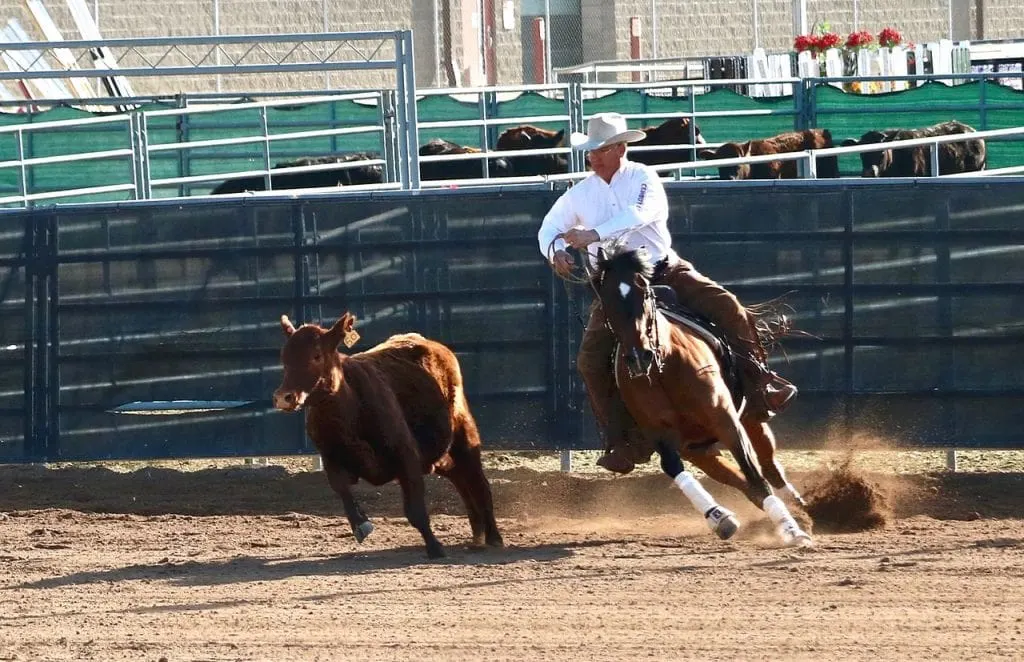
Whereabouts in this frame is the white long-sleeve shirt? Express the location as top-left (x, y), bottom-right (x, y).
top-left (537, 158), bottom-right (675, 266)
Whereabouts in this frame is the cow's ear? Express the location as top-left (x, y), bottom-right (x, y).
top-left (325, 312), bottom-right (360, 350)
top-left (697, 148), bottom-right (717, 160)
top-left (280, 315), bottom-right (296, 337)
top-left (554, 129), bottom-right (565, 144)
top-left (841, 138), bottom-right (858, 147)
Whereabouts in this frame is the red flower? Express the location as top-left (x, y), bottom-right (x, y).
top-left (878, 27), bottom-right (903, 48)
top-left (815, 32), bottom-right (841, 51)
top-left (845, 30), bottom-right (874, 49)
top-left (794, 34), bottom-right (814, 53)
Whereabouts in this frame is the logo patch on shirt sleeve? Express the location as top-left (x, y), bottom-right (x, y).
top-left (637, 183), bottom-right (648, 207)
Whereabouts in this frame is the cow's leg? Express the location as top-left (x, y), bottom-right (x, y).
top-left (434, 461), bottom-right (486, 547)
top-left (323, 460), bottom-right (374, 543)
top-left (446, 418), bottom-right (503, 548)
top-left (396, 458), bottom-right (446, 559)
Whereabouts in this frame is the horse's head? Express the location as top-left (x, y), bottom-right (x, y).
top-left (273, 312), bottom-right (361, 411)
top-left (593, 242), bottom-right (662, 379)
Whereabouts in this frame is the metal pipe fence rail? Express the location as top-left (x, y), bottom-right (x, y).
top-left (0, 178), bottom-right (1021, 463)
top-left (4, 68), bottom-right (1024, 207)
top-left (2, 69), bottom-right (1024, 205)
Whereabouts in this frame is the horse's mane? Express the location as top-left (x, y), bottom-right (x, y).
top-left (594, 239), bottom-right (655, 283)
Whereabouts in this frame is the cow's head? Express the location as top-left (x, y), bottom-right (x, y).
top-left (698, 142), bottom-right (752, 180)
top-left (496, 125), bottom-right (568, 175)
top-left (640, 117), bottom-right (707, 146)
top-left (273, 312), bottom-right (360, 412)
top-left (497, 125), bottom-right (565, 150)
top-left (843, 131), bottom-right (895, 177)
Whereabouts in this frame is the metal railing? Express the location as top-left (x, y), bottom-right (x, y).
top-left (3, 71), bottom-right (1024, 206)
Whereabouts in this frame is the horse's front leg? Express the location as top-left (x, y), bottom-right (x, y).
top-left (324, 461), bottom-right (374, 543)
top-left (656, 440), bottom-right (739, 541)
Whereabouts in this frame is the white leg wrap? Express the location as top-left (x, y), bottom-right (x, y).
top-left (673, 471), bottom-right (718, 516)
top-left (763, 494), bottom-right (811, 546)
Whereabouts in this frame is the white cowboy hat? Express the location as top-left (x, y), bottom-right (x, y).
top-left (570, 112), bottom-right (647, 151)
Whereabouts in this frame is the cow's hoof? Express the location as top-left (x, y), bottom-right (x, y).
top-left (486, 533), bottom-right (505, 548)
top-left (352, 520), bottom-right (374, 543)
top-left (426, 544), bottom-right (447, 560)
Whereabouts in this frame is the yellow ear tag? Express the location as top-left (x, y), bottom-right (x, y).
top-left (343, 329), bottom-right (361, 348)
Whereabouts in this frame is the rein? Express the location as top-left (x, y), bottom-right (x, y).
top-left (548, 233), bottom-right (665, 379)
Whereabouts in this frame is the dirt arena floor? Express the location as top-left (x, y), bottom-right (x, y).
top-left (2, 448), bottom-right (1023, 661)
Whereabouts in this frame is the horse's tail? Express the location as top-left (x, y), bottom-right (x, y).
top-left (745, 291), bottom-right (815, 358)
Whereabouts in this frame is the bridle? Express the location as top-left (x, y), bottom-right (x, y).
top-left (548, 233), bottom-right (665, 379)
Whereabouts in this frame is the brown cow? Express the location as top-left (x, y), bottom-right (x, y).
top-left (273, 312), bottom-right (503, 559)
top-left (698, 128), bottom-right (840, 180)
top-left (211, 152), bottom-right (384, 194)
top-left (630, 117), bottom-right (706, 166)
top-left (419, 137), bottom-right (514, 180)
top-left (840, 120), bottom-right (987, 177)
top-left (495, 125), bottom-right (568, 175)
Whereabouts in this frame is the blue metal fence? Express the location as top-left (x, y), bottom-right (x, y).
top-left (0, 177), bottom-right (1021, 462)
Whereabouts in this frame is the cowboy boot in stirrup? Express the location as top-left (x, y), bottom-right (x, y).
top-left (763, 372), bottom-right (798, 415)
top-left (595, 392), bottom-right (639, 475)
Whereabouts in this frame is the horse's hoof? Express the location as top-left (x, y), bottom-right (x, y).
top-left (714, 515), bottom-right (741, 540)
top-left (352, 520), bottom-right (374, 543)
top-left (427, 544), bottom-right (447, 559)
top-left (790, 533), bottom-right (814, 549)
top-left (486, 534), bottom-right (505, 548)
top-left (705, 506), bottom-right (740, 540)
top-left (778, 524), bottom-right (814, 548)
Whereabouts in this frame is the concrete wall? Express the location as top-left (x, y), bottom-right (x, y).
top-left (0, 0), bottom-right (1020, 95)
top-left (593, 0), bottom-right (1024, 70)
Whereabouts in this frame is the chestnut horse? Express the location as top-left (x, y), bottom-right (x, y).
top-left (273, 312), bottom-right (503, 558)
top-left (585, 242), bottom-right (812, 547)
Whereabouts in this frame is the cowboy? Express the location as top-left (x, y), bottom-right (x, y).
top-left (537, 112), bottom-right (797, 474)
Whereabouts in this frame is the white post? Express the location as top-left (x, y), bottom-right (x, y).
top-left (931, 139), bottom-right (941, 175)
top-left (213, 0), bottom-right (222, 93)
top-left (433, 0), bottom-right (442, 87)
top-left (323, 0), bottom-right (331, 89)
top-left (651, 0), bottom-right (658, 60)
top-left (948, 0), bottom-right (954, 39)
top-left (792, 0), bottom-right (807, 37)
top-left (853, 0), bottom-right (859, 30)
top-left (544, 0), bottom-right (552, 85)
top-left (753, 0), bottom-right (760, 49)
top-left (560, 449), bottom-right (572, 472)
top-left (946, 449), bottom-right (958, 471)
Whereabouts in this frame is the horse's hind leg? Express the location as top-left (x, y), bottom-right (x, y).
top-left (744, 420), bottom-right (806, 507)
top-left (710, 406), bottom-right (812, 547)
top-left (656, 441), bottom-right (739, 541)
top-left (446, 416), bottom-right (503, 548)
top-left (324, 461), bottom-right (374, 543)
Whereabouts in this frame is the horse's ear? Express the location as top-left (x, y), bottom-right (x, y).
top-left (280, 315), bottom-right (296, 337)
top-left (326, 312), bottom-right (361, 349)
